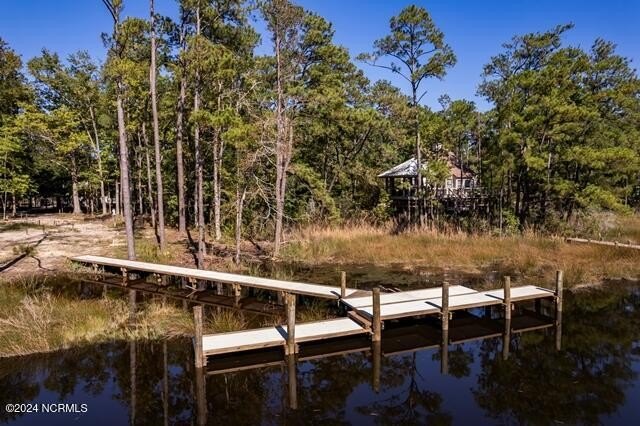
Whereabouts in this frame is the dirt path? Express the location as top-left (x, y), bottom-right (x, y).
top-left (0, 214), bottom-right (124, 278)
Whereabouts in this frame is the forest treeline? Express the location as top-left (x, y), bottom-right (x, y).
top-left (1, 1), bottom-right (639, 261)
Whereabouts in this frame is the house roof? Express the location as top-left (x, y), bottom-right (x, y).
top-left (378, 152), bottom-right (476, 179)
top-left (377, 157), bottom-right (420, 178)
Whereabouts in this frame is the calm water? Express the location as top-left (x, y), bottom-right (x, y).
top-left (1, 279), bottom-right (639, 425)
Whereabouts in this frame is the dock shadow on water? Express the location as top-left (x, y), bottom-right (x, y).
top-left (1, 282), bottom-right (639, 425)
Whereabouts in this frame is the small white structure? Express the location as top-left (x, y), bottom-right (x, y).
top-left (378, 152), bottom-right (477, 201)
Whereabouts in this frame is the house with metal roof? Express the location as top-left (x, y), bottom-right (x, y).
top-left (378, 152), bottom-right (480, 213)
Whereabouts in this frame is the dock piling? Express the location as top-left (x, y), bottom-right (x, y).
top-left (372, 339), bottom-right (381, 392)
top-left (441, 281), bottom-right (450, 332)
top-left (441, 328), bottom-right (449, 375)
top-left (340, 271), bottom-right (347, 299)
top-left (555, 270), bottom-right (563, 313)
top-left (372, 287), bottom-right (381, 342)
top-left (287, 354), bottom-right (298, 409)
top-left (193, 305), bottom-right (205, 368)
top-left (555, 270), bottom-right (564, 351)
top-left (503, 276), bottom-right (511, 321)
top-left (285, 293), bottom-right (298, 355)
top-left (502, 317), bottom-right (511, 360)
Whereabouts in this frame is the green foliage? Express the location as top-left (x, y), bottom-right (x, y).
top-left (0, 4), bottom-right (638, 239)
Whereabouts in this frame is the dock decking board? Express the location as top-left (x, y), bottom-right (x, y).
top-left (71, 255), bottom-right (358, 299)
top-left (355, 285), bottom-right (555, 320)
top-left (202, 317), bottom-right (368, 355)
top-left (341, 285), bottom-right (475, 309)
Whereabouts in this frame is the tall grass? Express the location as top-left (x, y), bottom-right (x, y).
top-left (282, 223), bottom-right (640, 287)
top-left (0, 274), bottom-right (193, 357)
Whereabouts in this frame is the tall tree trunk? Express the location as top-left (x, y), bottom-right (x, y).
top-left (150, 0), bottom-right (166, 250)
top-left (136, 133), bottom-right (144, 216)
top-left (70, 155), bottom-right (82, 214)
top-left (105, 0), bottom-right (136, 260)
top-left (143, 124), bottom-right (157, 230)
top-left (412, 84), bottom-right (423, 227)
top-left (194, 6), bottom-right (206, 268)
top-left (235, 183), bottom-right (246, 265)
top-left (212, 131), bottom-right (222, 241)
top-left (175, 11), bottom-right (187, 235)
top-left (88, 105), bottom-right (107, 215)
top-left (12, 193), bottom-right (16, 216)
top-left (115, 181), bottom-right (120, 216)
top-left (117, 93), bottom-right (136, 260)
top-left (273, 26), bottom-right (286, 257)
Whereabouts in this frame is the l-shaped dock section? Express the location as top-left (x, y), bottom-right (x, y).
top-left (71, 255), bottom-right (563, 369)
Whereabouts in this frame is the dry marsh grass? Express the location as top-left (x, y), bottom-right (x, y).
top-left (283, 223), bottom-right (640, 287)
top-left (0, 274), bottom-right (193, 357)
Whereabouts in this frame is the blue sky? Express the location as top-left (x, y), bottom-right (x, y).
top-left (1, 0), bottom-right (638, 111)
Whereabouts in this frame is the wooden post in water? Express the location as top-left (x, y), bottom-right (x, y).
top-left (285, 293), bottom-right (297, 355)
top-left (503, 276), bottom-right (511, 321)
top-left (194, 358), bottom-right (207, 426)
top-left (340, 271), bottom-right (347, 299)
top-left (372, 287), bottom-right (381, 342)
top-left (441, 281), bottom-right (450, 333)
top-left (441, 327), bottom-right (449, 375)
top-left (555, 270), bottom-right (564, 351)
top-left (372, 339), bottom-right (381, 392)
top-left (502, 316), bottom-right (511, 360)
top-left (287, 354), bottom-right (297, 410)
top-left (193, 305), bottom-right (205, 368)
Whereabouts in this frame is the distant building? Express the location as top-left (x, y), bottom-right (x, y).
top-left (378, 152), bottom-right (481, 213)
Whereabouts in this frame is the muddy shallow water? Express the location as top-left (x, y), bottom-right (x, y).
top-left (1, 274), bottom-right (639, 425)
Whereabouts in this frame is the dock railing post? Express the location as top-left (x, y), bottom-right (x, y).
top-left (193, 305), bottom-right (205, 368)
top-left (372, 287), bottom-right (381, 342)
top-left (340, 271), bottom-right (347, 299)
top-left (503, 276), bottom-right (511, 321)
top-left (285, 293), bottom-right (297, 355)
top-left (555, 270), bottom-right (564, 351)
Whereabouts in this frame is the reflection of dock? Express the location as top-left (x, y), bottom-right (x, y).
top-left (71, 255), bottom-right (563, 369)
top-left (204, 310), bottom-right (557, 375)
top-left (192, 309), bottom-right (561, 420)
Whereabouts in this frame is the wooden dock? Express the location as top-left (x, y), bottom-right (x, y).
top-left (194, 274), bottom-right (562, 367)
top-left (204, 312), bottom-right (557, 376)
top-left (71, 255), bottom-right (359, 299)
top-left (70, 254), bottom-right (563, 375)
top-left (202, 317), bottom-right (368, 356)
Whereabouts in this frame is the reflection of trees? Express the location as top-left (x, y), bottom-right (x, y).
top-left (355, 352), bottom-right (452, 425)
top-left (473, 286), bottom-right (640, 425)
top-left (1, 285), bottom-right (638, 425)
top-left (0, 339), bottom-right (196, 425)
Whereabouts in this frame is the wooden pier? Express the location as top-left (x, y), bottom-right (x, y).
top-left (70, 255), bottom-right (563, 374)
top-left (71, 255), bottom-right (360, 299)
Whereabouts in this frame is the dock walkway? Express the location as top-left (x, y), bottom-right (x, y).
top-left (202, 317), bottom-right (367, 356)
top-left (350, 285), bottom-right (555, 320)
top-left (71, 255), bottom-right (562, 370)
top-left (71, 255), bottom-right (359, 299)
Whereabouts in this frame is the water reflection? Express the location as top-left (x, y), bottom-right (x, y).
top-left (1, 283), bottom-right (639, 425)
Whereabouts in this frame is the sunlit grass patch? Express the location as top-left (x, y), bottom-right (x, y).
top-left (0, 274), bottom-right (193, 357)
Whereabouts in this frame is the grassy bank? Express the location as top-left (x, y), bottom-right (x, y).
top-left (282, 221), bottom-right (640, 287)
top-left (0, 272), bottom-right (285, 357)
top-left (0, 274), bottom-right (193, 357)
